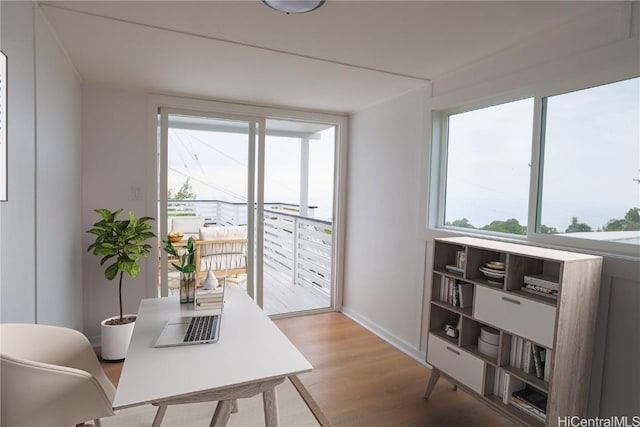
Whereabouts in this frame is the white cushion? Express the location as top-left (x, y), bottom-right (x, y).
top-left (199, 225), bottom-right (247, 240)
top-left (171, 217), bottom-right (205, 237)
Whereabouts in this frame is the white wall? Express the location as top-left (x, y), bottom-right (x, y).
top-left (81, 86), bottom-right (151, 340)
top-left (0, 1), bottom-right (37, 323)
top-left (0, 2), bottom-right (83, 329)
top-left (345, 2), bottom-right (639, 417)
top-left (342, 87), bottom-right (427, 359)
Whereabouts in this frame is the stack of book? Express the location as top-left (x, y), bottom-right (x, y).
top-left (522, 274), bottom-right (558, 300)
top-left (511, 388), bottom-right (547, 423)
top-left (438, 276), bottom-right (474, 308)
top-left (500, 374), bottom-right (547, 423)
top-left (195, 288), bottom-right (224, 311)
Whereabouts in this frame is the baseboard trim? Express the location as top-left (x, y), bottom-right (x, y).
top-left (340, 306), bottom-right (427, 367)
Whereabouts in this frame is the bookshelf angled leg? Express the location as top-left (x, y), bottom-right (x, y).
top-left (424, 368), bottom-right (441, 399)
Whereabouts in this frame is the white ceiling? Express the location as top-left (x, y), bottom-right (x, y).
top-left (39, 1), bottom-right (608, 113)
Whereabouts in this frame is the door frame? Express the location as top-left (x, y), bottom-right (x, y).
top-left (157, 107), bottom-right (264, 302)
top-left (145, 95), bottom-right (348, 314)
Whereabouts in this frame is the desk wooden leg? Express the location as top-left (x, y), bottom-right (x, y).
top-left (231, 399), bottom-right (239, 414)
top-left (262, 387), bottom-right (279, 427)
top-left (424, 368), bottom-right (441, 399)
top-left (210, 400), bottom-right (234, 427)
top-left (152, 405), bottom-right (168, 427)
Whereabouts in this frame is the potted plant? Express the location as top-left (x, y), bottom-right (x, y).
top-left (162, 236), bottom-right (197, 303)
top-left (87, 208), bottom-right (155, 361)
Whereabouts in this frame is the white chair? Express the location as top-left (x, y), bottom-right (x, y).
top-left (197, 226), bottom-right (248, 280)
top-left (0, 323), bottom-right (116, 427)
top-left (170, 216), bottom-right (206, 240)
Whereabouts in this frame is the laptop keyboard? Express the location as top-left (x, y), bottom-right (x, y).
top-left (184, 315), bottom-right (218, 342)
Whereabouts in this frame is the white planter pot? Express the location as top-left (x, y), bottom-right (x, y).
top-left (100, 315), bottom-right (136, 361)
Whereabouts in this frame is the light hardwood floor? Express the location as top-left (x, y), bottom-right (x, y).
top-left (100, 312), bottom-right (515, 426)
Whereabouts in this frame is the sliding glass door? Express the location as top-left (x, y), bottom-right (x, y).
top-left (158, 109), bottom-right (339, 316)
top-left (262, 119), bottom-right (336, 315)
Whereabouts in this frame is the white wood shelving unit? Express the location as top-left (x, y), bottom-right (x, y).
top-left (424, 236), bottom-right (603, 426)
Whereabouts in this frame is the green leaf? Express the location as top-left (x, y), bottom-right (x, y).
top-left (105, 262), bottom-right (119, 280)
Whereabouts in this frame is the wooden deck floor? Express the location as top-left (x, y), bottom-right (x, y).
top-left (262, 265), bottom-right (330, 315)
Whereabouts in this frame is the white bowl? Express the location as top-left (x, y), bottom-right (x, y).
top-left (480, 326), bottom-right (500, 345)
top-left (477, 336), bottom-right (499, 358)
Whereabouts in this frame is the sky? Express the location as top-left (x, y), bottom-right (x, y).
top-left (445, 77), bottom-right (639, 232)
top-left (167, 122), bottom-right (336, 220)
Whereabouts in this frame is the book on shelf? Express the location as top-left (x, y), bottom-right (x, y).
top-left (502, 373), bottom-right (526, 405)
top-left (510, 396), bottom-right (546, 423)
top-left (493, 368), bottom-right (502, 398)
top-left (452, 281), bottom-right (460, 307)
top-left (515, 337), bottom-right (523, 369)
top-left (543, 349), bottom-right (552, 382)
top-left (531, 344), bottom-right (544, 379)
top-left (523, 274), bottom-right (559, 291)
top-left (522, 283), bottom-right (558, 295)
top-left (511, 388), bottom-right (547, 422)
top-left (522, 341), bottom-right (532, 374)
top-left (520, 285), bottom-right (558, 300)
top-left (510, 337), bottom-right (517, 367)
top-left (458, 282), bottom-right (474, 308)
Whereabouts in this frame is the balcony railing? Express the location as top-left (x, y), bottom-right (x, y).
top-left (167, 200), bottom-right (331, 296)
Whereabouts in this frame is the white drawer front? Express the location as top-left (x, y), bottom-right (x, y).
top-left (427, 333), bottom-right (485, 394)
top-left (473, 286), bottom-right (556, 348)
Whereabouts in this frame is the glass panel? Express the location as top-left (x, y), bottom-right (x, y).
top-left (263, 119), bottom-right (335, 315)
top-left (539, 78), bottom-right (640, 245)
top-left (161, 114), bottom-right (252, 296)
top-left (444, 98), bottom-right (534, 235)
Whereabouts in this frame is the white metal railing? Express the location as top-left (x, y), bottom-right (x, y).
top-left (167, 200), bottom-right (331, 295)
top-left (263, 209), bottom-right (332, 296)
top-left (168, 200), bottom-right (248, 225)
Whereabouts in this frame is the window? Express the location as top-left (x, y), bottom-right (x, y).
top-left (444, 98), bottom-right (534, 235)
top-left (539, 78), bottom-right (640, 244)
top-left (438, 76), bottom-right (640, 252)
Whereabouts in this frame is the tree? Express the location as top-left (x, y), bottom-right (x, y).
top-left (481, 218), bottom-right (526, 235)
top-left (565, 216), bottom-right (592, 233)
top-left (603, 207), bottom-right (640, 231)
top-left (539, 224), bottom-right (558, 234)
top-left (446, 218), bottom-right (476, 229)
top-left (86, 209), bottom-right (155, 324)
top-left (168, 177), bottom-right (196, 200)
top-left (602, 218), bottom-right (626, 232)
top-left (623, 207), bottom-right (640, 230)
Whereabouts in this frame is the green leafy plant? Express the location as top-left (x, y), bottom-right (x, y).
top-left (87, 209), bottom-right (155, 324)
top-left (162, 236), bottom-right (196, 273)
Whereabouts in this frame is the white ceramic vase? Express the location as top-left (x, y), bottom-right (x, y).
top-left (203, 270), bottom-right (218, 290)
top-left (100, 315), bottom-right (136, 361)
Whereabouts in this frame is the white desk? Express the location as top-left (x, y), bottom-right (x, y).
top-left (112, 286), bottom-right (312, 426)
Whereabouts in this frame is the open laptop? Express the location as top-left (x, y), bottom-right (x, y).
top-left (154, 282), bottom-right (226, 348)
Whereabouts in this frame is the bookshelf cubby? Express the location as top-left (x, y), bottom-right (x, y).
top-left (424, 236), bottom-right (602, 426)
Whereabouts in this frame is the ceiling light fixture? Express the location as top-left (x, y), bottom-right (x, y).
top-left (262, 0), bottom-right (325, 14)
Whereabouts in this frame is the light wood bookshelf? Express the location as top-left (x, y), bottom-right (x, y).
top-left (424, 236), bottom-right (602, 426)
